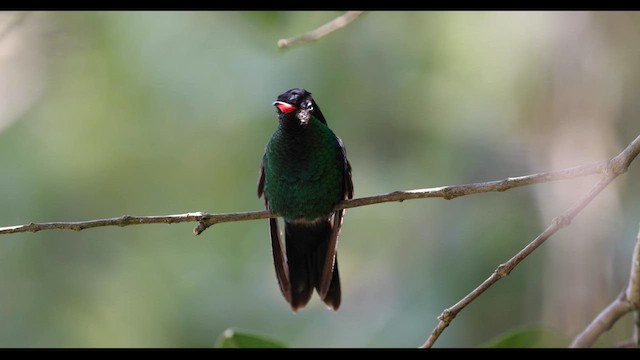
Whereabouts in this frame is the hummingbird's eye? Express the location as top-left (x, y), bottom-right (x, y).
top-left (302, 100), bottom-right (313, 111)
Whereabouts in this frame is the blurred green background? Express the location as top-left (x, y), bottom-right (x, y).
top-left (0, 11), bottom-right (639, 348)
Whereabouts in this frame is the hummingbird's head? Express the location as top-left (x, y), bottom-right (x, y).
top-left (273, 88), bottom-right (326, 125)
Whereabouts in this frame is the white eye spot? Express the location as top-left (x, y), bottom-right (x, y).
top-left (301, 100), bottom-right (313, 111)
top-left (297, 109), bottom-right (310, 125)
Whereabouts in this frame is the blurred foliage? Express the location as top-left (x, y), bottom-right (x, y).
top-left (215, 328), bottom-right (286, 348)
top-left (0, 11), bottom-right (639, 347)
top-left (484, 327), bottom-right (569, 348)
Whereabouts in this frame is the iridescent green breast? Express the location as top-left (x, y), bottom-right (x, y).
top-left (263, 116), bottom-right (345, 221)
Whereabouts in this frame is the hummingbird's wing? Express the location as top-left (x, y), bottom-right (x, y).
top-left (257, 155), bottom-right (266, 198)
top-left (318, 209), bottom-right (344, 306)
top-left (318, 137), bottom-right (353, 303)
top-left (258, 155), bottom-right (292, 305)
top-left (344, 159), bottom-right (353, 199)
top-left (269, 216), bottom-right (292, 305)
top-left (337, 137), bottom-right (353, 200)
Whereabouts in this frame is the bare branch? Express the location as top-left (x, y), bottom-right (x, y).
top-left (277, 11), bottom-right (364, 49)
top-left (421, 134), bottom-right (640, 348)
top-left (627, 223), bottom-right (640, 309)
top-left (341, 159), bottom-right (609, 208)
top-left (0, 211), bottom-right (274, 236)
top-left (570, 223), bottom-right (640, 347)
top-left (0, 161), bottom-right (610, 237)
top-left (570, 292), bottom-right (635, 347)
top-left (0, 213), bottom-right (209, 234)
top-left (1, 134), bottom-right (639, 239)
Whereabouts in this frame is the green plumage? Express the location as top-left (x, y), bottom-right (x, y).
top-left (262, 114), bottom-right (345, 220)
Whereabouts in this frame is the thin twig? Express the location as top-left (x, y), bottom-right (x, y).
top-left (421, 134), bottom-right (640, 348)
top-left (570, 292), bottom-right (634, 347)
top-left (0, 135), bottom-right (638, 237)
top-left (570, 223), bottom-right (640, 347)
top-left (195, 159), bottom-right (617, 234)
top-left (627, 223), bottom-right (640, 309)
top-left (0, 211), bottom-right (274, 236)
top-left (277, 11), bottom-right (364, 49)
top-left (0, 213), bottom-right (210, 234)
top-left (421, 175), bottom-right (614, 348)
top-left (0, 158), bottom-right (616, 237)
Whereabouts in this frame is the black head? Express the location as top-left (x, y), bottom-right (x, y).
top-left (272, 88), bottom-right (327, 125)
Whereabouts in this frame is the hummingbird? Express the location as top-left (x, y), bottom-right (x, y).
top-left (258, 88), bottom-right (353, 312)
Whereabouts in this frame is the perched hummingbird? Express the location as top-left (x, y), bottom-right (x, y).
top-left (258, 88), bottom-right (353, 312)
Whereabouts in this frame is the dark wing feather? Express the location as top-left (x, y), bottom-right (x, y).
top-left (344, 159), bottom-right (353, 200)
top-left (318, 209), bottom-right (344, 307)
top-left (258, 152), bottom-right (293, 306)
top-left (257, 154), bottom-right (266, 198)
top-left (337, 136), bottom-right (353, 199)
top-left (318, 136), bottom-right (352, 306)
top-left (269, 217), bottom-right (291, 305)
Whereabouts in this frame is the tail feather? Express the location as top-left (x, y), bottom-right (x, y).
top-left (284, 219), bottom-right (341, 311)
top-left (316, 246), bottom-right (341, 310)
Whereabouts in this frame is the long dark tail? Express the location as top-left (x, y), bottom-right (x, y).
top-left (284, 219), bottom-right (341, 311)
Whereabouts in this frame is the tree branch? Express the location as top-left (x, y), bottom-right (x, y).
top-left (570, 223), bottom-right (640, 347)
top-left (0, 160), bottom-right (612, 237)
top-left (0, 211), bottom-right (275, 236)
top-left (569, 292), bottom-right (635, 348)
top-left (277, 11), bottom-right (364, 49)
top-left (1, 135), bottom-right (639, 238)
top-left (420, 134), bottom-right (640, 348)
top-left (627, 224), bottom-right (640, 311)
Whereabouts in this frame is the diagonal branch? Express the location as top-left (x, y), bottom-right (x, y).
top-left (570, 223), bottom-right (640, 347)
top-left (420, 133), bottom-right (640, 348)
top-left (569, 292), bottom-right (635, 348)
top-left (627, 224), bottom-right (640, 310)
top-left (277, 11), bottom-right (364, 49)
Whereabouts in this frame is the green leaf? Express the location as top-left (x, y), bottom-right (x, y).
top-left (484, 327), bottom-right (569, 348)
top-left (215, 328), bottom-right (287, 348)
